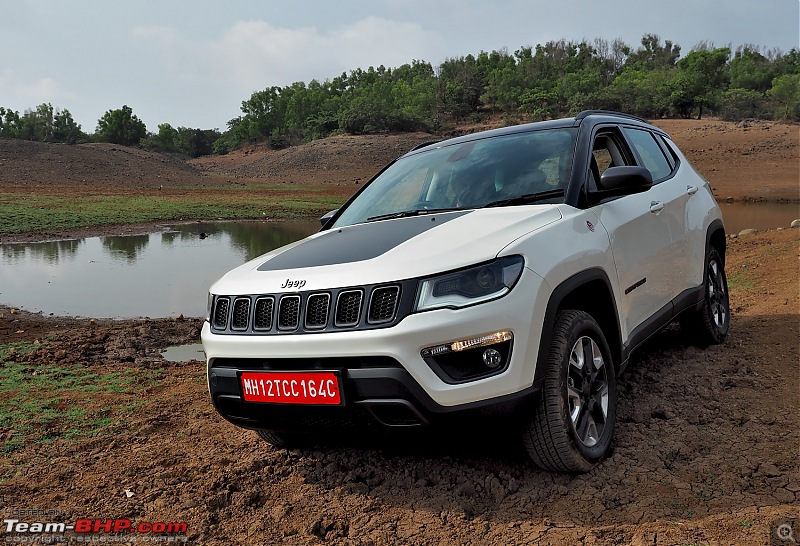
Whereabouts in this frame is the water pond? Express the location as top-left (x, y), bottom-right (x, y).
top-left (0, 221), bottom-right (317, 319)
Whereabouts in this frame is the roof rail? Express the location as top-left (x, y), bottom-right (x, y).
top-left (408, 140), bottom-right (441, 152)
top-left (575, 110), bottom-right (648, 123)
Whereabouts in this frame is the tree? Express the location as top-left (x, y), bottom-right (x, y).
top-left (676, 47), bottom-right (731, 118)
top-left (96, 105), bottom-right (147, 146)
top-left (186, 128), bottom-right (220, 157)
top-left (438, 54), bottom-right (485, 119)
top-left (625, 34), bottom-right (681, 71)
top-left (150, 123), bottom-right (182, 153)
top-left (0, 107), bottom-right (21, 138)
top-left (767, 74), bottom-right (800, 120)
top-left (729, 46), bottom-right (775, 92)
top-left (606, 68), bottom-right (673, 117)
top-left (719, 88), bottom-right (767, 120)
top-left (52, 108), bottom-right (83, 144)
top-left (593, 37), bottom-right (629, 82)
top-left (18, 103), bottom-right (53, 141)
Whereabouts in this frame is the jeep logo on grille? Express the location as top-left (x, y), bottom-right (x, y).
top-left (280, 278), bottom-right (306, 290)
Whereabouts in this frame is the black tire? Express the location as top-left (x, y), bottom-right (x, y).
top-left (682, 246), bottom-right (730, 345)
top-left (523, 310), bottom-right (617, 473)
top-left (255, 429), bottom-right (307, 449)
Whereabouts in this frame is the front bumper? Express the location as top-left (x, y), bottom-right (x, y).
top-left (203, 267), bottom-right (550, 431)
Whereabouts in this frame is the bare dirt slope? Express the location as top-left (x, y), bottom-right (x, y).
top-left (1, 119), bottom-right (797, 204)
top-left (189, 132), bottom-right (435, 187)
top-left (0, 139), bottom-right (217, 189)
top-left (1, 229), bottom-right (798, 546)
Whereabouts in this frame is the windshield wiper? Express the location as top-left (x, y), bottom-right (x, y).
top-left (366, 207), bottom-right (462, 222)
top-left (483, 189), bottom-right (565, 208)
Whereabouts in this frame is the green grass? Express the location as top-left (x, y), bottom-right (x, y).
top-left (727, 270), bottom-right (755, 290)
top-left (0, 342), bottom-right (161, 453)
top-left (0, 192), bottom-right (345, 234)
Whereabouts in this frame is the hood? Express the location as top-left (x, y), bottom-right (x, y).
top-left (210, 206), bottom-right (561, 295)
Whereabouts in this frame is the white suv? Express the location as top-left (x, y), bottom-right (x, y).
top-left (202, 111), bottom-right (729, 473)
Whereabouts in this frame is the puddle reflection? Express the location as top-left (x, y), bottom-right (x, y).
top-left (0, 221), bottom-right (318, 318)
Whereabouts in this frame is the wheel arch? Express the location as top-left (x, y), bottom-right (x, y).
top-left (707, 218), bottom-right (727, 263)
top-left (535, 268), bottom-right (622, 384)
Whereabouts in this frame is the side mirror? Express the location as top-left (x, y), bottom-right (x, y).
top-left (588, 166), bottom-right (652, 205)
top-left (320, 209), bottom-right (339, 227)
top-left (599, 166), bottom-right (653, 191)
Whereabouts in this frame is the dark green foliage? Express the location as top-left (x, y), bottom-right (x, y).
top-left (0, 103), bottom-right (84, 143)
top-left (768, 74), bottom-right (800, 120)
top-left (221, 34), bottom-right (798, 150)
top-left (729, 46), bottom-right (776, 93)
top-left (676, 47), bottom-right (731, 119)
top-left (720, 89), bottom-right (768, 120)
top-left (140, 124), bottom-right (221, 157)
top-left (96, 105), bottom-right (147, 146)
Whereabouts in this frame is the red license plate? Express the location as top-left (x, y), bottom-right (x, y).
top-left (240, 371), bottom-right (342, 405)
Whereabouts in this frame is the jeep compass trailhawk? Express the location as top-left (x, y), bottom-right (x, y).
top-left (202, 111), bottom-right (729, 473)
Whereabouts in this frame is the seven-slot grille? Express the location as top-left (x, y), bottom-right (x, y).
top-left (211, 284), bottom-right (402, 334)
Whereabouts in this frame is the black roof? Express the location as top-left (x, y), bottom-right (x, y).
top-left (401, 111), bottom-right (655, 158)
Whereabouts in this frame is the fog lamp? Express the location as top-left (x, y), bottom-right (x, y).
top-left (482, 348), bottom-right (502, 368)
top-left (420, 330), bottom-right (514, 383)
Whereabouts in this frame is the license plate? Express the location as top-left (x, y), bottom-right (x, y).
top-left (240, 371), bottom-right (342, 405)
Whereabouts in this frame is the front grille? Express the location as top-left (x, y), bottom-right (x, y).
top-left (253, 297), bottom-right (274, 330)
top-left (211, 281), bottom-right (409, 335)
top-left (305, 293), bottom-right (330, 329)
top-left (231, 298), bottom-right (251, 330)
top-left (213, 297), bottom-right (230, 329)
top-left (335, 290), bottom-right (363, 327)
top-left (369, 286), bottom-right (400, 324)
top-left (278, 295), bottom-right (301, 330)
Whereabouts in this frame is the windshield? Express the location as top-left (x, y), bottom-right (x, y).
top-left (332, 127), bottom-right (578, 228)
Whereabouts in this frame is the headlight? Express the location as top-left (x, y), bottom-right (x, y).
top-left (414, 255), bottom-right (524, 312)
top-left (206, 293), bottom-right (214, 322)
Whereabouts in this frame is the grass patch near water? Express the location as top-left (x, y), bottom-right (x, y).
top-left (0, 342), bottom-right (160, 454)
top-left (0, 192), bottom-right (344, 234)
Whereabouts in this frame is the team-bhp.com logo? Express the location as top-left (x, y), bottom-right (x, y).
top-left (4, 517), bottom-right (188, 541)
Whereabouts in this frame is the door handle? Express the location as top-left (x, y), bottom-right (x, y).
top-left (650, 201), bottom-right (665, 213)
top-left (687, 185), bottom-right (699, 195)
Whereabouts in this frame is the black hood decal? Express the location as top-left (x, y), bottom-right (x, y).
top-left (258, 211), bottom-right (470, 271)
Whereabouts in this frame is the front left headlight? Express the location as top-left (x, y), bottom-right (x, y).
top-left (206, 293), bottom-right (214, 322)
top-left (414, 255), bottom-right (525, 312)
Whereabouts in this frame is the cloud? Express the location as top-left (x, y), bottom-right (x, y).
top-left (0, 70), bottom-right (71, 106)
top-left (210, 16), bottom-right (443, 90)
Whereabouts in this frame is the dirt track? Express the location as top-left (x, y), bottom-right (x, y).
top-left (1, 119), bottom-right (799, 544)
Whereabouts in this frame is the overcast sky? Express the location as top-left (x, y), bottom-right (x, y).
top-left (1, 0), bottom-right (798, 132)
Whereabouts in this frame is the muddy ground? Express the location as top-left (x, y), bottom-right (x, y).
top-left (1, 119), bottom-right (799, 545)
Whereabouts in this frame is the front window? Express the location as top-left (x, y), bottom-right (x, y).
top-left (332, 128), bottom-right (578, 228)
top-left (623, 127), bottom-right (673, 182)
